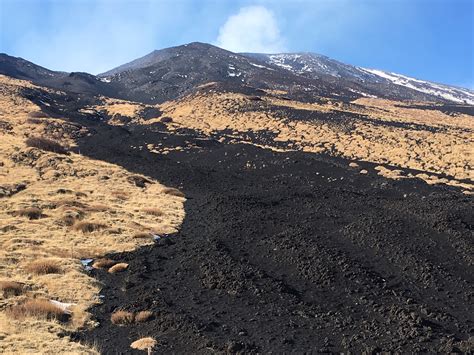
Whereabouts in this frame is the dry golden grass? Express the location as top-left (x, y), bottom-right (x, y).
top-left (6, 299), bottom-right (66, 321)
top-left (92, 258), bottom-right (116, 269)
top-left (0, 280), bottom-right (24, 297)
top-left (24, 260), bottom-right (62, 275)
top-left (133, 232), bottom-right (152, 239)
top-left (162, 187), bottom-right (185, 198)
top-left (27, 110), bottom-right (48, 118)
top-left (135, 310), bottom-right (153, 323)
top-left (12, 207), bottom-right (44, 219)
top-left (110, 310), bottom-right (135, 325)
top-left (108, 263), bottom-right (129, 273)
top-left (26, 136), bottom-right (68, 154)
top-left (155, 90), bottom-right (473, 191)
top-left (73, 221), bottom-right (107, 233)
top-left (0, 75), bottom-right (185, 353)
top-left (130, 337), bottom-right (157, 353)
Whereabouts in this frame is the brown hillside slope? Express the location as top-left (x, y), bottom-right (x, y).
top-left (0, 75), bottom-right (185, 353)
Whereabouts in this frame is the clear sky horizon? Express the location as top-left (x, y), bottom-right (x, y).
top-left (1, 0), bottom-right (473, 89)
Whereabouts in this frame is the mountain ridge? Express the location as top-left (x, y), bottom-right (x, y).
top-left (1, 42), bottom-right (473, 105)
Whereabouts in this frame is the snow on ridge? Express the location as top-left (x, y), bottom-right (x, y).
top-left (361, 68), bottom-right (474, 105)
top-left (249, 62), bottom-right (274, 70)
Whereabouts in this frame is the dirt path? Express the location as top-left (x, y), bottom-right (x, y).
top-left (72, 122), bottom-right (473, 353)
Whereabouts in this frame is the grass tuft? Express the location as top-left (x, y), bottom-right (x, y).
top-left (142, 208), bottom-right (164, 216)
top-left (130, 337), bottom-right (157, 352)
top-left (25, 260), bottom-right (62, 275)
top-left (133, 232), bottom-right (152, 239)
top-left (0, 281), bottom-right (24, 297)
top-left (6, 299), bottom-right (67, 321)
top-left (26, 136), bottom-right (68, 154)
top-left (92, 258), bottom-right (116, 269)
top-left (162, 187), bottom-right (185, 198)
top-left (12, 207), bottom-right (44, 220)
top-left (135, 310), bottom-right (153, 323)
top-left (73, 221), bottom-right (107, 233)
top-left (111, 310), bottom-right (135, 325)
top-left (108, 263), bottom-right (129, 273)
top-left (28, 111), bottom-right (48, 118)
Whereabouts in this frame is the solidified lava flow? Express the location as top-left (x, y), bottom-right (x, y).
top-left (72, 122), bottom-right (474, 353)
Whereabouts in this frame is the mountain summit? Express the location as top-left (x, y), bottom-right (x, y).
top-left (1, 42), bottom-right (473, 105)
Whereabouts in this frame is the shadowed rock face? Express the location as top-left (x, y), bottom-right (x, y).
top-left (0, 53), bottom-right (120, 97)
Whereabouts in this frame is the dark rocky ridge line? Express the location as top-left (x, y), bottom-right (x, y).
top-left (3, 42), bottom-right (474, 105)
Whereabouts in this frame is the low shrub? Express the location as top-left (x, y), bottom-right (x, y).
top-left (26, 137), bottom-right (68, 154)
top-left (108, 263), bottom-right (129, 273)
top-left (92, 258), bottom-right (116, 269)
top-left (25, 260), bottom-right (62, 275)
top-left (7, 299), bottom-right (67, 321)
top-left (162, 187), bottom-right (185, 198)
top-left (12, 207), bottom-right (44, 220)
top-left (73, 221), bottom-right (107, 233)
top-left (0, 281), bottom-right (24, 297)
top-left (111, 310), bottom-right (135, 325)
top-left (135, 310), bottom-right (153, 323)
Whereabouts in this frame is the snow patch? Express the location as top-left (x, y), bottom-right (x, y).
top-left (361, 68), bottom-right (474, 104)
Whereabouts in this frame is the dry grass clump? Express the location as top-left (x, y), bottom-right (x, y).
top-left (162, 187), bottom-right (185, 198)
top-left (111, 310), bottom-right (135, 325)
top-left (26, 117), bottom-right (43, 124)
top-left (25, 260), bottom-right (62, 275)
top-left (108, 263), bottom-right (129, 273)
top-left (111, 191), bottom-right (129, 200)
top-left (28, 111), bottom-right (48, 118)
top-left (142, 208), bottom-right (164, 216)
top-left (133, 232), bottom-right (152, 239)
top-left (92, 258), bottom-right (116, 269)
top-left (26, 136), bottom-right (68, 154)
top-left (131, 337), bottom-right (157, 354)
top-left (135, 310), bottom-right (153, 323)
top-left (12, 207), bottom-right (44, 220)
top-left (53, 198), bottom-right (87, 209)
top-left (7, 299), bottom-right (66, 321)
top-left (0, 280), bottom-right (24, 297)
top-left (84, 204), bottom-right (109, 212)
top-left (73, 221), bottom-right (107, 233)
top-left (127, 175), bottom-right (152, 188)
top-left (58, 210), bottom-right (85, 226)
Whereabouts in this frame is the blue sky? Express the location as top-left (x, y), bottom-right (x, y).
top-left (1, 0), bottom-right (473, 88)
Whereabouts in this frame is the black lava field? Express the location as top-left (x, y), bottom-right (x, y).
top-left (69, 118), bottom-right (474, 353)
